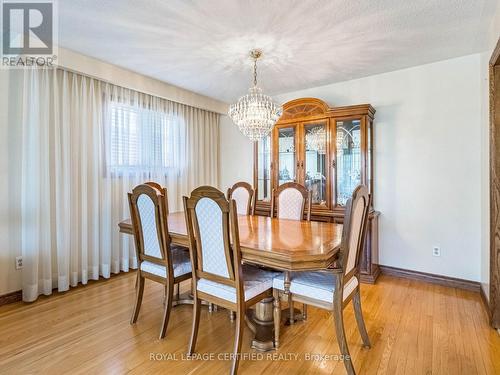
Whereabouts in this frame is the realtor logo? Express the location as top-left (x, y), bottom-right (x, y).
top-left (1, 0), bottom-right (57, 67)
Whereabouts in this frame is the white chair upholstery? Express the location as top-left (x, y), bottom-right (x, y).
top-left (273, 271), bottom-right (358, 303)
top-left (278, 187), bottom-right (304, 220)
top-left (197, 264), bottom-right (279, 303)
top-left (195, 197), bottom-right (230, 278)
top-left (346, 198), bottom-right (365, 275)
top-left (140, 246), bottom-right (192, 278)
top-left (137, 194), bottom-right (162, 258)
top-left (232, 187), bottom-right (250, 215)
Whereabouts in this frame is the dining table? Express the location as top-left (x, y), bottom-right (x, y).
top-left (119, 211), bottom-right (343, 351)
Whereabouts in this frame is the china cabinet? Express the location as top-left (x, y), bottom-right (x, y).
top-left (253, 98), bottom-right (380, 283)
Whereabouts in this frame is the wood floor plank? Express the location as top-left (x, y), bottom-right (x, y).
top-left (1, 273), bottom-right (499, 374)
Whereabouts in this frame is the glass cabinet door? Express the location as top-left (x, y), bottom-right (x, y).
top-left (277, 126), bottom-right (296, 185)
top-left (256, 134), bottom-right (272, 201)
top-left (304, 122), bottom-right (328, 206)
top-left (335, 119), bottom-right (362, 206)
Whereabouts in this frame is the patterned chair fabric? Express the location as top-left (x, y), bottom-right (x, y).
top-left (137, 193), bottom-right (162, 258)
top-left (345, 197), bottom-right (365, 275)
top-left (198, 264), bottom-right (279, 303)
top-left (273, 272), bottom-right (359, 303)
top-left (195, 197), bottom-right (230, 278)
top-left (140, 246), bottom-right (192, 278)
top-left (277, 187), bottom-right (304, 220)
top-left (232, 187), bottom-right (250, 215)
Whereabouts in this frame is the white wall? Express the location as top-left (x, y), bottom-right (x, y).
top-left (219, 115), bottom-right (254, 191)
top-left (221, 54), bottom-right (484, 281)
top-left (480, 51), bottom-right (490, 297)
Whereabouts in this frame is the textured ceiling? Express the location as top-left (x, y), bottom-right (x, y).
top-left (59, 0), bottom-right (497, 103)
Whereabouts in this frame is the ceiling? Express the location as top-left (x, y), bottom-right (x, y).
top-left (59, 0), bottom-right (497, 103)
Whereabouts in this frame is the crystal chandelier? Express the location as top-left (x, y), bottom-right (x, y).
top-left (306, 126), bottom-right (327, 154)
top-left (228, 49), bottom-right (282, 141)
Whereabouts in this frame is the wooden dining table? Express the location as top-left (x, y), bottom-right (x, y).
top-left (119, 211), bottom-right (343, 351)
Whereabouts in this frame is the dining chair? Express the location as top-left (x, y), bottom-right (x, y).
top-left (227, 181), bottom-right (255, 215)
top-left (183, 186), bottom-right (279, 375)
top-left (270, 182), bottom-right (312, 221)
top-left (270, 182), bottom-right (312, 320)
top-left (142, 181), bottom-right (184, 299)
top-left (226, 181), bottom-right (256, 320)
top-left (128, 184), bottom-right (192, 339)
top-left (272, 185), bottom-right (371, 375)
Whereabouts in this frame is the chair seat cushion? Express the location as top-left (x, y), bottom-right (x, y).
top-left (140, 246), bottom-right (192, 279)
top-left (197, 264), bottom-right (280, 303)
top-left (273, 271), bottom-right (358, 303)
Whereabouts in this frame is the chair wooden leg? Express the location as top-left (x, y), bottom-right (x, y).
top-left (284, 271), bottom-right (294, 324)
top-left (273, 289), bottom-right (281, 349)
top-left (333, 294), bottom-right (356, 375)
top-left (353, 288), bottom-right (371, 348)
top-left (188, 297), bottom-right (201, 356)
top-left (130, 275), bottom-right (145, 324)
top-left (230, 304), bottom-right (245, 375)
top-left (159, 282), bottom-right (174, 339)
top-left (302, 303), bottom-right (308, 320)
top-left (229, 311), bottom-right (236, 321)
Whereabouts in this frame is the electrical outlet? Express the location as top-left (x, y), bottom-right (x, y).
top-left (432, 246), bottom-right (441, 257)
top-left (15, 256), bottom-right (23, 270)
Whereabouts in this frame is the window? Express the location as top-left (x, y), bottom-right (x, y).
top-left (106, 101), bottom-right (179, 175)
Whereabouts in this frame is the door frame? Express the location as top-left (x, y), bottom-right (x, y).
top-left (489, 37), bottom-right (500, 329)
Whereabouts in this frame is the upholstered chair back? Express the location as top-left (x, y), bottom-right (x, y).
top-left (144, 181), bottom-right (169, 214)
top-left (277, 187), bottom-right (303, 220)
top-left (184, 186), bottom-right (242, 285)
top-left (227, 182), bottom-right (254, 215)
top-left (195, 197), bottom-right (231, 278)
top-left (128, 184), bottom-right (172, 268)
top-left (340, 185), bottom-right (371, 281)
top-left (271, 182), bottom-right (312, 221)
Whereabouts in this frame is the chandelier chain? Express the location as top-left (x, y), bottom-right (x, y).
top-left (253, 57), bottom-right (258, 87)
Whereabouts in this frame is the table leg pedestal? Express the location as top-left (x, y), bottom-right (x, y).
top-left (169, 292), bottom-right (211, 307)
top-left (172, 292), bottom-right (195, 307)
top-left (246, 296), bottom-right (276, 352)
top-left (281, 271), bottom-right (305, 325)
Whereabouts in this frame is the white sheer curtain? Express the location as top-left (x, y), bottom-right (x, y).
top-left (20, 68), bottom-right (219, 302)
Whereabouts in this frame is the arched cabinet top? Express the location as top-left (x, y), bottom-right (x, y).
top-left (278, 97), bottom-right (375, 123)
top-left (279, 98), bottom-right (330, 121)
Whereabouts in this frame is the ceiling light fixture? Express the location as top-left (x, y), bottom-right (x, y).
top-left (228, 49), bottom-right (282, 142)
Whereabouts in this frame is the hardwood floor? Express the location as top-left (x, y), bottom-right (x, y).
top-left (0, 273), bottom-right (499, 375)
